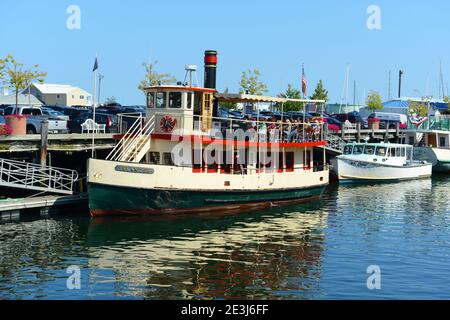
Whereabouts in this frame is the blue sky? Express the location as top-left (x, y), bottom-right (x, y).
top-left (1, 0), bottom-right (450, 105)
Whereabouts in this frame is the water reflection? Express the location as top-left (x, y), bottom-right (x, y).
top-left (86, 203), bottom-right (328, 299)
top-left (0, 177), bottom-right (450, 299)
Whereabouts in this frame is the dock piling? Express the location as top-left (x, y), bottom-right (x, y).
top-left (40, 120), bottom-right (48, 167)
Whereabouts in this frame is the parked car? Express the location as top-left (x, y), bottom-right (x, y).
top-left (368, 112), bottom-right (408, 129)
top-left (332, 112), bottom-right (368, 129)
top-left (284, 111), bottom-right (314, 121)
top-left (76, 112), bottom-right (119, 133)
top-left (41, 107), bottom-right (70, 121)
top-left (3, 106), bottom-right (68, 134)
top-left (45, 106), bottom-right (91, 133)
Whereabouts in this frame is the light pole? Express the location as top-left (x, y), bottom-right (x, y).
top-left (98, 73), bottom-right (104, 106)
top-left (398, 70), bottom-right (404, 98)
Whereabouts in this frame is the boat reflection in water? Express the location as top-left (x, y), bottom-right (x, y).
top-left (86, 202), bottom-right (328, 299)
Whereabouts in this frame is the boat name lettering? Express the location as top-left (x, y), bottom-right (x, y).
top-left (115, 165), bottom-right (154, 174)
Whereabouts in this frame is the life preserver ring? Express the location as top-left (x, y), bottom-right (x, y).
top-left (160, 115), bottom-right (177, 133)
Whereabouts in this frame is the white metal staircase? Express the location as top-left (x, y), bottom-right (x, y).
top-left (0, 158), bottom-right (78, 195)
top-left (106, 115), bottom-right (155, 163)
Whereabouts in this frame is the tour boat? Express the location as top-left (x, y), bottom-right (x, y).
top-left (332, 142), bottom-right (432, 183)
top-left (87, 51), bottom-right (329, 217)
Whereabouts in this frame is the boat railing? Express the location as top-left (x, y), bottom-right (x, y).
top-left (117, 113), bottom-right (144, 134)
top-left (187, 114), bottom-right (326, 143)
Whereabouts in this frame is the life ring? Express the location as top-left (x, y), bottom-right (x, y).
top-left (160, 115), bottom-right (177, 133)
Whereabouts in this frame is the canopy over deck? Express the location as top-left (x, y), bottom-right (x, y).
top-left (215, 93), bottom-right (325, 104)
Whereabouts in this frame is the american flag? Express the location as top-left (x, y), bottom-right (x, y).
top-left (302, 64), bottom-right (307, 98)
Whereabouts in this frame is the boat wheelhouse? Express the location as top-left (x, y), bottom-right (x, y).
top-left (333, 142), bottom-right (432, 183)
top-left (87, 51), bottom-right (329, 217)
top-left (404, 115), bottom-right (450, 172)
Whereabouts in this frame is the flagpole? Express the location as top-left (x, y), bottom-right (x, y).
top-left (91, 56), bottom-right (97, 158)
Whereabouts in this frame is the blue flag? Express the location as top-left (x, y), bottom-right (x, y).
top-left (92, 57), bottom-right (98, 72)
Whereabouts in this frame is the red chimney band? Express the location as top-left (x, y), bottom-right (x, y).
top-left (204, 50), bottom-right (218, 65)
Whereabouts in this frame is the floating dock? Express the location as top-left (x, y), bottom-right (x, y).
top-left (0, 193), bottom-right (88, 221)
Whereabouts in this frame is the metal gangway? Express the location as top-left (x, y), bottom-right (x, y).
top-left (0, 158), bottom-right (78, 195)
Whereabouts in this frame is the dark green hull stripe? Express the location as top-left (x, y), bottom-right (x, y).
top-left (88, 183), bottom-right (326, 213)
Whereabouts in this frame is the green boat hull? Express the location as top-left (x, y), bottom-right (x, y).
top-left (88, 183), bottom-right (326, 217)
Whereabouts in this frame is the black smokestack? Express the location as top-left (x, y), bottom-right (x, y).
top-left (204, 50), bottom-right (217, 89)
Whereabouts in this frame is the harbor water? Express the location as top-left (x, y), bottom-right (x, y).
top-left (1, 176), bottom-right (449, 300)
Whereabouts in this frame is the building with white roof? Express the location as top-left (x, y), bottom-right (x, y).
top-left (28, 83), bottom-right (92, 107)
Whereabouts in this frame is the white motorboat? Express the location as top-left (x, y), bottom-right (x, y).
top-left (332, 142), bottom-right (432, 183)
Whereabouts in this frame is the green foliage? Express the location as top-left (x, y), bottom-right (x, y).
top-left (277, 84), bottom-right (304, 111)
top-left (2, 54), bottom-right (47, 112)
top-left (309, 80), bottom-right (328, 102)
top-left (366, 91), bottom-right (383, 111)
top-left (239, 69), bottom-right (268, 95)
top-left (0, 57), bottom-right (5, 80)
top-left (138, 61), bottom-right (176, 93)
top-left (408, 100), bottom-right (429, 117)
top-left (444, 96), bottom-right (450, 109)
top-left (219, 88), bottom-right (237, 110)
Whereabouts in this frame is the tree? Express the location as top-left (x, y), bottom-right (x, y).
top-left (138, 61), bottom-right (176, 93)
top-left (309, 80), bottom-right (329, 102)
top-left (408, 100), bottom-right (428, 117)
top-left (2, 54), bottom-right (46, 113)
top-left (277, 84), bottom-right (304, 112)
top-left (105, 96), bottom-right (117, 105)
top-left (239, 69), bottom-right (268, 95)
top-left (219, 88), bottom-right (237, 110)
top-left (366, 91), bottom-right (383, 111)
top-left (0, 57), bottom-right (5, 81)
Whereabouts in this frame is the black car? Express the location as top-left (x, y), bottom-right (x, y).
top-left (67, 112), bottom-right (118, 133)
top-left (45, 106), bottom-right (91, 133)
top-left (332, 112), bottom-right (368, 129)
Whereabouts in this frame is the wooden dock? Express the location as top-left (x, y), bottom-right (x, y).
top-left (0, 133), bottom-right (116, 153)
top-left (0, 193), bottom-right (88, 220)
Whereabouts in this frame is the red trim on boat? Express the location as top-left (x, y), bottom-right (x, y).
top-left (90, 195), bottom-right (321, 218)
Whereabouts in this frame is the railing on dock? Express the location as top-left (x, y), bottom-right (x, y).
top-left (0, 158), bottom-right (78, 195)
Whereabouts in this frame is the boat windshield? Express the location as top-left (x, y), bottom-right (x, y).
top-left (376, 146), bottom-right (387, 156)
top-left (364, 145), bottom-right (375, 155)
top-left (343, 145), bottom-right (353, 155)
top-left (353, 145), bottom-right (365, 155)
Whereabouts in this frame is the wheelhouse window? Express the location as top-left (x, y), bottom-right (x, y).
top-left (343, 145), bottom-right (353, 155)
top-left (376, 147), bottom-right (387, 156)
top-left (364, 145), bottom-right (375, 155)
top-left (168, 92), bottom-right (182, 109)
top-left (401, 147), bottom-right (406, 157)
top-left (147, 92), bottom-right (155, 108)
top-left (187, 92), bottom-right (193, 109)
top-left (156, 92), bottom-right (166, 108)
top-left (389, 148), bottom-right (396, 157)
top-left (353, 145), bottom-right (364, 155)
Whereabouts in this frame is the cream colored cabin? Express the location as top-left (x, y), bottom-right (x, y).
top-left (137, 85), bottom-right (327, 176)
